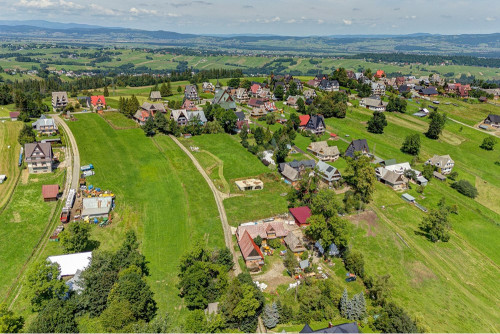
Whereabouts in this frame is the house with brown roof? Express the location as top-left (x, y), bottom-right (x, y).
top-left (281, 164), bottom-right (301, 186)
top-left (181, 99), bottom-right (198, 111)
top-left (284, 232), bottom-right (306, 255)
top-left (236, 222), bottom-right (288, 246)
top-left (133, 102), bottom-right (166, 126)
top-left (202, 82), bottom-right (215, 93)
top-left (42, 184), bottom-right (59, 201)
top-left (238, 230), bottom-right (264, 271)
top-left (307, 141), bottom-right (340, 161)
top-left (25, 142), bottom-right (54, 174)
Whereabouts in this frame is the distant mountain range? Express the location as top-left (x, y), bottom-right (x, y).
top-left (0, 20), bottom-right (498, 57)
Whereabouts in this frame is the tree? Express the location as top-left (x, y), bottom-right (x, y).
top-left (419, 208), bottom-right (451, 242)
top-left (344, 250), bottom-right (365, 278)
top-left (26, 261), bottom-right (68, 310)
top-left (274, 136), bottom-right (290, 163)
top-left (204, 121), bottom-right (224, 134)
top-left (241, 79), bottom-right (252, 90)
top-left (288, 81), bottom-right (298, 96)
top-left (177, 86), bottom-right (182, 93)
top-left (18, 124), bottom-right (36, 146)
top-left (386, 97), bottom-right (407, 113)
top-left (262, 303), bottom-right (280, 329)
top-left (214, 247), bottom-right (234, 271)
top-left (227, 78), bottom-right (241, 88)
top-left (0, 304), bottom-right (24, 333)
top-left (274, 85), bottom-right (284, 100)
top-left (184, 309), bottom-right (207, 333)
top-left (154, 110), bottom-right (169, 134)
top-left (425, 111), bottom-right (447, 139)
top-left (254, 126), bottom-right (265, 145)
top-left (100, 299), bottom-right (136, 332)
top-left (29, 299), bottom-right (78, 333)
top-left (447, 171), bottom-right (459, 181)
top-left (345, 155), bottom-right (376, 203)
top-left (451, 180), bottom-right (478, 198)
top-left (217, 109), bottom-right (238, 134)
top-left (59, 221), bottom-right (91, 253)
top-left (365, 274), bottom-right (392, 306)
top-left (367, 111), bottom-right (387, 134)
top-left (253, 236), bottom-right (262, 247)
top-left (480, 137), bottom-right (497, 150)
top-left (340, 289), bottom-right (349, 318)
top-left (266, 112), bottom-right (276, 125)
top-left (142, 116), bottom-right (156, 136)
top-left (108, 266), bottom-right (157, 322)
top-left (400, 134), bottom-right (421, 155)
top-left (221, 279), bottom-right (261, 330)
top-left (374, 302), bottom-right (419, 333)
top-left (283, 250), bottom-right (299, 274)
top-left (297, 98), bottom-right (306, 114)
top-left (422, 163), bottom-right (434, 181)
top-left (311, 189), bottom-right (343, 218)
top-left (103, 86), bottom-right (109, 97)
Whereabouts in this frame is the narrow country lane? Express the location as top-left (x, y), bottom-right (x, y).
top-left (53, 114), bottom-right (80, 193)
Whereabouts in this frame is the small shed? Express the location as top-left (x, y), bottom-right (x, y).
top-left (299, 259), bottom-right (309, 270)
top-left (289, 206), bottom-right (312, 227)
top-left (9, 112), bottom-right (20, 121)
top-left (0, 175), bottom-right (6, 184)
top-left (401, 193), bottom-right (415, 203)
top-left (205, 302), bottom-right (219, 315)
top-left (433, 171), bottom-right (447, 181)
top-left (42, 184), bottom-right (59, 201)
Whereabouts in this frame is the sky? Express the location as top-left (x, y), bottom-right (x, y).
top-left (0, 0), bottom-right (498, 36)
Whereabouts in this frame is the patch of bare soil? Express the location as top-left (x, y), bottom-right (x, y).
top-left (252, 258), bottom-right (294, 292)
top-left (409, 261), bottom-right (437, 287)
top-left (12, 212), bottom-right (21, 223)
top-left (21, 170), bottom-right (29, 185)
top-left (347, 210), bottom-right (378, 237)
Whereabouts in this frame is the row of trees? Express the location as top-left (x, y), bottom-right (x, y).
top-left (25, 231), bottom-right (159, 333)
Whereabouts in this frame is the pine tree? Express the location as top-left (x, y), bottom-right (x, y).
top-left (160, 83), bottom-right (168, 97)
top-left (340, 289), bottom-right (349, 318)
top-left (166, 81), bottom-right (173, 96)
top-left (155, 111), bottom-right (168, 134)
top-left (142, 116), bottom-right (156, 137)
top-left (262, 303), bottom-right (279, 329)
top-left (103, 86), bottom-right (109, 97)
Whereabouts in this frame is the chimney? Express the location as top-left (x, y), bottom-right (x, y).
top-left (328, 322), bottom-right (333, 328)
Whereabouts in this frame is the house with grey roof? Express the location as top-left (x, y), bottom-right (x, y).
top-left (184, 84), bottom-right (199, 101)
top-left (212, 88), bottom-right (237, 110)
top-left (484, 114), bottom-right (500, 127)
top-left (375, 167), bottom-right (408, 190)
top-left (52, 91), bottom-right (68, 110)
top-left (25, 142), bottom-right (54, 174)
top-left (281, 164), bottom-right (300, 186)
top-left (305, 115), bottom-right (326, 135)
top-left (150, 91), bottom-right (162, 101)
top-left (170, 109), bottom-right (207, 126)
top-left (344, 139), bottom-right (370, 159)
top-left (32, 115), bottom-right (58, 135)
top-left (279, 160), bottom-right (315, 173)
top-left (360, 97), bottom-right (388, 111)
top-left (371, 82), bottom-right (386, 95)
top-left (284, 232), bottom-right (306, 255)
top-left (425, 154), bottom-right (454, 175)
top-left (316, 161), bottom-right (341, 186)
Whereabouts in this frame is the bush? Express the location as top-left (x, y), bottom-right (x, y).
top-left (451, 180), bottom-right (478, 198)
top-left (480, 137), bottom-right (497, 150)
top-left (267, 238), bottom-right (282, 249)
top-left (343, 250), bottom-right (365, 278)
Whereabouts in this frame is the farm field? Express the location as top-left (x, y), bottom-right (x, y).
top-left (0, 121), bottom-right (23, 208)
top-left (65, 114), bottom-right (225, 316)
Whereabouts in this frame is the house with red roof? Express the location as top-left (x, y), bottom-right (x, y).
top-left (90, 95), bottom-right (106, 111)
top-left (238, 230), bottom-right (264, 271)
top-left (42, 184), bottom-right (59, 202)
top-left (289, 206), bottom-right (312, 227)
top-left (9, 112), bottom-right (20, 121)
top-left (181, 99), bottom-right (198, 111)
top-left (374, 70), bottom-right (385, 79)
top-left (250, 83), bottom-right (262, 96)
top-left (299, 115), bottom-right (310, 129)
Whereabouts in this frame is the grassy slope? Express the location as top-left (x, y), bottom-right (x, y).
top-left (0, 121), bottom-right (22, 208)
top-left (0, 170), bottom-right (65, 299)
top-left (67, 114), bottom-right (224, 314)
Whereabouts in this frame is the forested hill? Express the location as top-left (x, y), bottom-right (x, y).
top-left (0, 23), bottom-right (499, 57)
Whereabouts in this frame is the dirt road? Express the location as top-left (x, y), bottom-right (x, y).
top-left (53, 115), bottom-right (80, 193)
top-left (169, 135), bottom-right (242, 275)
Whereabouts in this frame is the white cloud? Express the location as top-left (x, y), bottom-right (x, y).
top-left (17, 0), bottom-right (82, 9)
top-left (405, 15), bottom-right (417, 19)
top-left (286, 19), bottom-right (296, 24)
top-left (89, 3), bottom-right (120, 16)
top-left (342, 19), bottom-right (352, 25)
top-left (167, 13), bottom-right (180, 17)
top-left (317, 19), bottom-right (324, 24)
top-left (485, 17), bottom-right (495, 21)
top-left (271, 16), bottom-right (280, 22)
top-left (130, 7), bottom-right (159, 15)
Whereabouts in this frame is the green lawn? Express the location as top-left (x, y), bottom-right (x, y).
top-left (0, 169), bottom-right (65, 301)
top-left (0, 121), bottom-right (23, 208)
top-left (100, 111), bottom-right (139, 129)
top-left (65, 114), bottom-right (225, 316)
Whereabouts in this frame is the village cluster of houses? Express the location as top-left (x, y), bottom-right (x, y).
top-left (51, 91), bottom-right (107, 112)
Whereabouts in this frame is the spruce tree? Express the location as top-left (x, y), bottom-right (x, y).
top-left (262, 303), bottom-right (279, 329)
top-left (340, 288), bottom-right (349, 318)
top-left (103, 86), bottom-right (109, 97)
top-left (155, 111), bottom-right (168, 134)
top-left (142, 116), bottom-right (156, 137)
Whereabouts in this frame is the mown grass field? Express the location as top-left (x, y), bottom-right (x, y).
top-left (0, 169), bottom-right (65, 301)
top-left (66, 114), bottom-right (225, 315)
top-left (0, 121), bottom-right (23, 208)
top-left (179, 133), bottom-right (290, 225)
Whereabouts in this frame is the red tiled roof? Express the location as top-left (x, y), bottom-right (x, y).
top-left (91, 95), bottom-right (106, 106)
top-left (375, 70), bottom-right (385, 78)
top-left (42, 184), bottom-right (59, 199)
top-left (238, 230), bottom-right (264, 260)
top-left (289, 206), bottom-right (312, 225)
top-left (299, 115), bottom-right (310, 126)
top-left (250, 84), bottom-right (261, 94)
top-left (9, 112), bottom-right (20, 118)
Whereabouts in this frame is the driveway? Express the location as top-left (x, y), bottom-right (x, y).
top-left (53, 115), bottom-right (80, 195)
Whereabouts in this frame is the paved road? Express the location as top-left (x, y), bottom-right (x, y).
top-left (53, 115), bottom-right (80, 193)
top-left (169, 135), bottom-right (242, 275)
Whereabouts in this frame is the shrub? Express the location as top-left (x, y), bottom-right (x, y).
top-left (480, 137), bottom-right (497, 150)
top-left (451, 180), bottom-right (478, 198)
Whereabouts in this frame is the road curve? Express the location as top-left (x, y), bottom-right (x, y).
top-left (169, 135), bottom-right (242, 275)
top-left (53, 115), bottom-right (80, 194)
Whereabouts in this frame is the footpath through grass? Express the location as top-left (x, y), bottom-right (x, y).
top-left (67, 114), bottom-right (224, 314)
